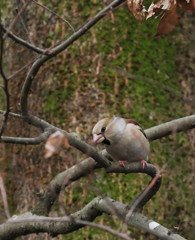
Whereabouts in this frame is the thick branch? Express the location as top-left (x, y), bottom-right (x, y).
top-left (33, 157), bottom-right (98, 216)
top-left (145, 115), bottom-right (195, 140)
top-left (5, 213), bottom-right (131, 240)
top-left (0, 197), bottom-right (186, 240)
top-left (0, 114), bottom-right (194, 171)
top-left (33, 151), bottom-right (161, 218)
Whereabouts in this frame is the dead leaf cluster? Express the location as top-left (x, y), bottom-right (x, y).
top-left (127, 0), bottom-right (195, 34)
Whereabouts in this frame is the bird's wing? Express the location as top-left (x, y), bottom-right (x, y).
top-left (125, 119), bottom-right (148, 139)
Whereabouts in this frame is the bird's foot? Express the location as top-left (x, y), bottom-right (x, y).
top-left (118, 160), bottom-right (128, 167)
top-left (141, 160), bottom-right (148, 169)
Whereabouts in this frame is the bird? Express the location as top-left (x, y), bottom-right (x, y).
top-left (92, 117), bottom-right (150, 168)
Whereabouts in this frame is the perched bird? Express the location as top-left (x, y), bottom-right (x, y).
top-left (92, 117), bottom-right (150, 168)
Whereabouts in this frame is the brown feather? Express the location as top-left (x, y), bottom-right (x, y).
top-left (125, 118), bottom-right (148, 139)
top-left (125, 118), bottom-right (140, 125)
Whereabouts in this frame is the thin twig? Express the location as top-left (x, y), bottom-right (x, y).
top-left (0, 24), bottom-right (10, 137)
top-left (0, 130), bottom-right (53, 145)
top-left (0, 110), bottom-right (22, 118)
top-left (7, 55), bottom-right (41, 80)
top-left (18, 14), bottom-right (34, 45)
top-left (32, 0), bottom-right (75, 32)
top-left (20, 0), bottom-right (126, 119)
top-left (126, 168), bottom-right (162, 219)
top-left (0, 24), bottom-right (49, 55)
top-left (3, 0), bottom-right (31, 39)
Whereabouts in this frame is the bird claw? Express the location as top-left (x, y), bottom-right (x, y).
top-left (118, 160), bottom-right (128, 167)
top-left (141, 160), bottom-right (148, 169)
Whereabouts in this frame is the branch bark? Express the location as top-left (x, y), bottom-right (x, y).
top-left (145, 115), bottom-right (195, 140)
top-left (0, 197), bottom-right (186, 240)
top-left (1, 130), bottom-right (53, 145)
top-left (0, 25), bottom-right (10, 137)
top-left (0, 24), bottom-right (49, 55)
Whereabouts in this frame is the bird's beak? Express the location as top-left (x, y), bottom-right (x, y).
top-left (93, 134), bottom-right (105, 145)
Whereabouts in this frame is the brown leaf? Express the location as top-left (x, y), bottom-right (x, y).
top-left (146, 0), bottom-right (174, 19)
top-left (147, 0), bottom-right (194, 35)
top-left (45, 131), bottom-right (69, 158)
top-left (127, 0), bottom-right (146, 22)
top-left (177, 0), bottom-right (195, 10)
top-left (157, 3), bottom-right (178, 35)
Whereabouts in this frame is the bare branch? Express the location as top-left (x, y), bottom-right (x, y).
top-left (0, 114), bottom-right (194, 170)
top-left (33, 149), bottom-right (161, 217)
top-left (31, 0), bottom-right (75, 33)
top-left (0, 24), bottom-right (49, 55)
top-left (20, 0), bottom-right (126, 118)
top-left (0, 110), bottom-right (22, 119)
top-left (145, 114), bottom-right (195, 141)
top-left (1, 113), bottom-right (194, 149)
top-left (7, 215), bottom-right (132, 240)
top-left (106, 162), bottom-right (162, 216)
top-left (33, 157), bottom-right (98, 216)
top-left (0, 197), bottom-right (187, 240)
top-left (0, 25), bottom-right (10, 137)
top-left (0, 130), bottom-right (53, 145)
top-left (7, 55), bottom-right (42, 80)
top-left (126, 169), bottom-right (161, 218)
top-left (3, 0), bottom-right (31, 39)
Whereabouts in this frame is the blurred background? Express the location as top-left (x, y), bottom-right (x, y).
top-left (0, 1), bottom-right (194, 239)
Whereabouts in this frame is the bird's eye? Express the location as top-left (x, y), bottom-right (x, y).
top-left (101, 127), bottom-right (106, 133)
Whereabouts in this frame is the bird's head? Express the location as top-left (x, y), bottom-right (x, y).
top-left (92, 117), bottom-right (126, 145)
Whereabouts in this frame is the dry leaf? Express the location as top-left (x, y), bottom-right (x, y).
top-left (146, 0), bottom-right (173, 19)
top-left (45, 131), bottom-right (69, 158)
top-left (146, 0), bottom-right (194, 35)
top-left (127, 0), bottom-right (146, 22)
top-left (157, 3), bottom-right (178, 35)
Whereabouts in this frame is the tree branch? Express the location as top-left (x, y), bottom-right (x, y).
top-left (0, 24), bottom-right (10, 137)
top-left (145, 115), bottom-right (195, 141)
top-left (33, 157), bottom-right (98, 216)
top-left (0, 24), bottom-right (49, 55)
top-left (0, 197), bottom-right (187, 240)
top-left (7, 215), bottom-right (132, 240)
top-left (0, 114), bottom-right (194, 170)
top-left (20, 0), bottom-right (126, 119)
top-left (33, 153), bottom-right (161, 217)
top-left (0, 130), bottom-right (53, 145)
top-left (31, 0), bottom-right (75, 33)
top-left (3, 0), bottom-right (31, 40)
top-left (0, 110), bottom-right (22, 119)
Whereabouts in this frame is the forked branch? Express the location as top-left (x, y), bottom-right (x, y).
top-left (0, 197), bottom-right (186, 240)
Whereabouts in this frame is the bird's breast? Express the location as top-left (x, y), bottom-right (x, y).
top-left (105, 125), bottom-right (150, 162)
